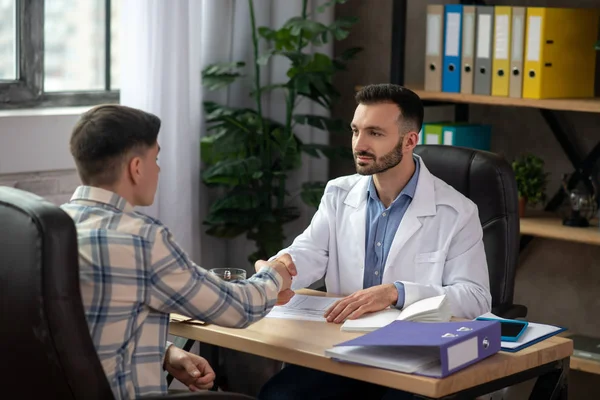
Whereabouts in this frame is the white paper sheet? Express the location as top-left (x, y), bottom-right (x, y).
top-left (265, 294), bottom-right (342, 322)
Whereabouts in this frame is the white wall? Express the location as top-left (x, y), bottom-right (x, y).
top-left (0, 108), bottom-right (87, 203)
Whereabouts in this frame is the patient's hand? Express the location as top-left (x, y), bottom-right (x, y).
top-left (254, 254), bottom-right (297, 305)
top-left (324, 284), bottom-right (398, 323)
top-left (164, 345), bottom-right (215, 391)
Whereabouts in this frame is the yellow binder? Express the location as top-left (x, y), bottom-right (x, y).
top-left (491, 6), bottom-right (512, 96)
top-left (523, 7), bottom-right (599, 99)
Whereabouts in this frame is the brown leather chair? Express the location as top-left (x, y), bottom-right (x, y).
top-left (414, 145), bottom-right (527, 318)
top-left (0, 186), bottom-right (253, 399)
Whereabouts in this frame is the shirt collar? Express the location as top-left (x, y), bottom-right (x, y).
top-left (69, 185), bottom-right (135, 213)
top-left (367, 156), bottom-right (420, 205)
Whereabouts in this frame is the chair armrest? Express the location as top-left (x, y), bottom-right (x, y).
top-left (492, 303), bottom-right (528, 319)
top-left (142, 391), bottom-right (255, 399)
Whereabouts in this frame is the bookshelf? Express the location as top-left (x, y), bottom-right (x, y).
top-left (354, 85), bottom-right (600, 114)
top-left (383, 0), bottom-right (600, 381)
top-left (520, 215), bottom-right (600, 246)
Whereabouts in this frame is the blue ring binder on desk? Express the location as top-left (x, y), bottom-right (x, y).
top-left (325, 320), bottom-right (501, 378)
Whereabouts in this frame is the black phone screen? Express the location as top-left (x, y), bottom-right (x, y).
top-left (501, 321), bottom-right (526, 337)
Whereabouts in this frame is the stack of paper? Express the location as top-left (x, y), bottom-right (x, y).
top-left (341, 294), bottom-right (451, 332)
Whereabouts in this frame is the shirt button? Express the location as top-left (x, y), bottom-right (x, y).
top-left (377, 242), bottom-right (382, 247)
top-left (374, 271), bottom-right (379, 276)
top-left (382, 212), bottom-right (387, 217)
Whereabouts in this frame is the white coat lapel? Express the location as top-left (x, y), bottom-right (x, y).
top-left (385, 156), bottom-right (437, 267)
top-left (343, 176), bottom-right (370, 276)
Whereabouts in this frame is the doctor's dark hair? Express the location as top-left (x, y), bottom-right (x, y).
top-left (69, 104), bottom-right (161, 186)
top-left (355, 84), bottom-right (424, 135)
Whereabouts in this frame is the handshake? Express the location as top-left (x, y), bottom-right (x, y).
top-left (254, 253), bottom-right (297, 306)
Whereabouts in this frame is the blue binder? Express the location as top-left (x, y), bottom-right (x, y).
top-left (442, 124), bottom-right (491, 151)
top-left (442, 4), bottom-right (463, 93)
top-left (325, 320), bottom-right (501, 378)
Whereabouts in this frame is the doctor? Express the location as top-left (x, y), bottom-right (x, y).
top-left (258, 84), bottom-right (492, 400)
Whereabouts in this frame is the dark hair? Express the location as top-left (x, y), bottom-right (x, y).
top-left (69, 104), bottom-right (161, 186)
top-left (355, 84), bottom-right (424, 134)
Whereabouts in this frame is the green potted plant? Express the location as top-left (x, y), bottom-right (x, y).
top-left (511, 154), bottom-right (549, 217)
top-left (200, 0), bottom-right (360, 264)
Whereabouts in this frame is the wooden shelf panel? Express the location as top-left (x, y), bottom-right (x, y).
top-left (410, 88), bottom-right (600, 113)
top-left (355, 86), bottom-right (600, 113)
top-left (571, 355), bottom-right (600, 375)
top-left (520, 216), bottom-right (600, 246)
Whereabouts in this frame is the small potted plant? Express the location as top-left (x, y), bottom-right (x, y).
top-left (512, 154), bottom-right (549, 217)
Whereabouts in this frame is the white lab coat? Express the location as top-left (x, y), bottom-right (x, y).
top-left (274, 155), bottom-right (492, 319)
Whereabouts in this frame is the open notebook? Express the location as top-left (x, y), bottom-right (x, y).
top-left (341, 294), bottom-right (451, 332)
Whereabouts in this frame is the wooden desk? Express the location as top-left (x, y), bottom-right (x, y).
top-left (170, 290), bottom-right (573, 399)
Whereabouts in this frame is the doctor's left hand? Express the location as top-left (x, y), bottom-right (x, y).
top-left (324, 284), bottom-right (398, 323)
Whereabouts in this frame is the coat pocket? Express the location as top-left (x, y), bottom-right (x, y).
top-left (414, 250), bottom-right (446, 285)
top-left (414, 250), bottom-right (446, 264)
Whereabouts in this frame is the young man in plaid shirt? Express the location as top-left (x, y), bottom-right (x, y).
top-left (61, 104), bottom-right (295, 399)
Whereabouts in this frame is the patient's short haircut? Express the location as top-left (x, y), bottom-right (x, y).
top-left (69, 104), bottom-right (161, 186)
top-left (355, 83), bottom-right (424, 135)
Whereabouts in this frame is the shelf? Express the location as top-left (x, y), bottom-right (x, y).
top-left (520, 215), bottom-right (600, 246)
top-left (355, 86), bottom-right (600, 113)
top-left (571, 355), bottom-right (600, 375)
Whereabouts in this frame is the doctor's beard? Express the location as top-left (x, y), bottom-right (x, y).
top-left (354, 137), bottom-right (403, 175)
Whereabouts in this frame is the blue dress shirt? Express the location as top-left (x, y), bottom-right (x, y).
top-left (363, 157), bottom-right (420, 309)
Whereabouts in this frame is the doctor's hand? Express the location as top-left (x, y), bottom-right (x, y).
top-left (255, 253), bottom-right (297, 305)
top-left (324, 284), bottom-right (398, 323)
top-left (164, 345), bottom-right (215, 391)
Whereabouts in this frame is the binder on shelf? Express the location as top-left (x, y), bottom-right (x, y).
top-left (442, 4), bottom-right (463, 93)
top-left (442, 124), bottom-right (491, 151)
top-left (424, 5), bottom-right (445, 92)
top-left (422, 123), bottom-right (446, 145)
top-left (523, 7), bottom-right (599, 99)
top-left (460, 6), bottom-right (476, 94)
top-left (474, 5), bottom-right (494, 95)
top-left (425, 4), bottom-right (444, 92)
top-left (325, 320), bottom-right (501, 378)
top-left (509, 7), bottom-right (526, 98)
top-left (491, 6), bottom-right (512, 97)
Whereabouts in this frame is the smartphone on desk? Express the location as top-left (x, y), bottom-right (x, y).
top-left (475, 317), bottom-right (529, 342)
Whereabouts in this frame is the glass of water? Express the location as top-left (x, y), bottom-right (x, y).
top-left (209, 268), bottom-right (247, 281)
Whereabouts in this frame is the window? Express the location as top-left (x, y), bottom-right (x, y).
top-left (0, 0), bottom-right (120, 109)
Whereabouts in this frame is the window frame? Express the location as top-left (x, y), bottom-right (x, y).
top-left (0, 0), bottom-right (119, 110)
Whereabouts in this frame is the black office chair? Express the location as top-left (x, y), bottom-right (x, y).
top-left (0, 187), bottom-right (253, 400)
top-left (414, 145), bottom-right (527, 319)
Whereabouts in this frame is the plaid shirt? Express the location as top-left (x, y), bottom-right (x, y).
top-left (61, 186), bottom-right (282, 399)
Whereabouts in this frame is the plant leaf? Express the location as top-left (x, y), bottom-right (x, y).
top-left (284, 17), bottom-right (329, 37)
top-left (202, 62), bottom-right (245, 90)
top-left (200, 129), bottom-right (247, 164)
top-left (338, 46), bottom-right (363, 61)
top-left (202, 157), bottom-right (262, 186)
top-left (293, 114), bottom-right (348, 134)
top-left (300, 181), bottom-right (327, 208)
top-left (205, 224), bottom-right (249, 239)
top-left (209, 191), bottom-right (260, 213)
top-left (258, 26), bottom-right (277, 41)
top-left (316, 0), bottom-right (348, 13)
top-left (250, 83), bottom-right (288, 97)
